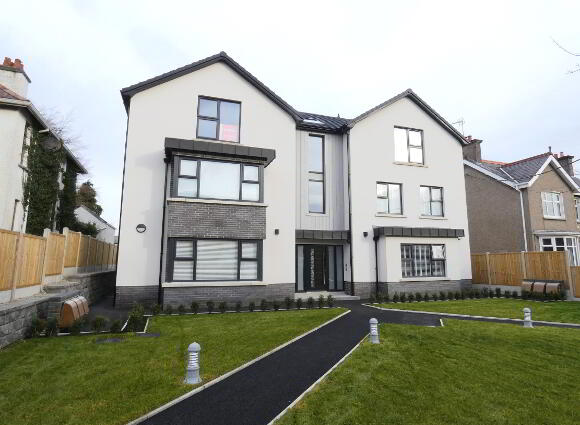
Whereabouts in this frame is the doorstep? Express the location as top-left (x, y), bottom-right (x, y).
top-left (294, 291), bottom-right (360, 301)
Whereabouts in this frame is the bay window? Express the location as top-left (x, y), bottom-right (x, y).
top-left (169, 239), bottom-right (262, 281)
top-left (401, 244), bottom-right (446, 277)
top-left (174, 157), bottom-right (262, 202)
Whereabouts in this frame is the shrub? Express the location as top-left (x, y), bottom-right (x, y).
top-left (453, 291), bottom-right (460, 300)
top-left (369, 294), bottom-right (377, 303)
top-left (235, 301), bottom-right (242, 312)
top-left (91, 316), bottom-right (107, 333)
top-left (415, 292), bottom-right (422, 302)
top-left (504, 290), bottom-right (511, 298)
top-left (296, 298), bottom-right (303, 310)
top-left (468, 290), bottom-right (474, 299)
top-left (439, 291), bottom-right (447, 301)
top-left (376, 292), bottom-right (383, 303)
top-left (392, 293), bottom-right (400, 303)
top-left (327, 295), bottom-right (334, 307)
top-left (218, 301), bottom-right (227, 313)
top-left (512, 290), bottom-right (519, 299)
top-left (431, 292), bottom-right (438, 301)
top-left (284, 297), bottom-right (293, 310)
top-left (400, 293), bottom-right (407, 303)
top-left (70, 319), bottom-right (83, 336)
top-left (45, 318), bottom-right (59, 337)
top-left (260, 299), bottom-right (269, 311)
top-left (307, 297), bottom-right (315, 309)
top-left (164, 304), bottom-right (174, 315)
top-left (273, 301), bottom-right (281, 311)
top-left (206, 301), bottom-right (214, 313)
top-left (109, 320), bottom-right (122, 333)
top-left (460, 291), bottom-right (466, 300)
top-left (249, 301), bottom-right (256, 312)
top-left (495, 288), bottom-right (502, 298)
top-left (318, 295), bottom-right (325, 308)
top-left (152, 304), bottom-right (162, 316)
top-left (482, 288), bottom-right (489, 298)
top-left (408, 293), bottom-right (415, 302)
top-left (383, 294), bottom-right (390, 303)
top-left (447, 291), bottom-right (455, 300)
top-left (191, 302), bottom-right (199, 314)
top-left (489, 289), bottom-right (495, 298)
top-left (423, 292), bottom-right (429, 302)
top-left (127, 303), bottom-right (146, 332)
top-left (474, 290), bottom-right (481, 299)
top-left (27, 317), bottom-right (46, 338)
top-left (177, 304), bottom-right (186, 314)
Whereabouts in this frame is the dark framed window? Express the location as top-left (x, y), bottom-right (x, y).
top-left (420, 186), bottom-right (443, 216)
top-left (394, 126), bottom-right (424, 164)
top-left (196, 96), bottom-right (241, 143)
top-left (401, 244), bottom-right (446, 278)
top-left (377, 182), bottom-right (402, 214)
top-left (308, 134), bottom-right (325, 213)
top-left (168, 239), bottom-right (262, 282)
top-left (173, 156), bottom-right (262, 202)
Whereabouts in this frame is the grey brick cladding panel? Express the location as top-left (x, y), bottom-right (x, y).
top-left (115, 285), bottom-right (158, 308)
top-left (163, 283), bottom-right (294, 308)
top-left (378, 279), bottom-right (472, 296)
top-left (167, 201), bottom-right (266, 239)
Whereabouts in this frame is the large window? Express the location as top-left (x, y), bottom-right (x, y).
top-left (401, 244), bottom-right (446, 278)
top-left (376, 182), bottom-right (402, 214)
top-left (308, 134), bottom-right (325, 213)
top-left (197, 97), bottom-right (241, 143)
top-left (576, 199), bottom-right (580, 222)
top-left (420, 186), bottom-right (444, 216)
top-left (540, 237), bottom-right (578, 266)
top-left (394, 127), bottom-right (424, 164)
top-left (175, 157), bottom-right (261, 202)
top-left (542, 192), bottom-right (565, 219)
top-left (170, 239), bottom-right (261, 281)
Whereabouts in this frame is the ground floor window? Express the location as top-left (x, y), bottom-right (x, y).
top-left (401, 244), bottom-right (446, 278)
top-left (296, 245), bottom-right (344, 292)
top-left (539, 236), bottom-right (578, 266)
top-left (168, 239), bottom-right (262, 282)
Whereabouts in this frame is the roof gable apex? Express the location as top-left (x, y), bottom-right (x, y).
top-left (120, 52), bottom-right (301, 121)
top-left (525, 156), bottom-right (580, 192)
top-left (348, 89), bottom-right (466, 145)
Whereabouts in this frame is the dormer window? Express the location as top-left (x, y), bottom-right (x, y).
top-left (197, 97), bottom-right (241, 143)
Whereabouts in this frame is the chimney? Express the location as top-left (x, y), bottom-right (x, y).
top-left (556, 153), bottom-right (575, 177)
top-left (0, 56), bottom-right (30, 98)
top-left (462, 137), bottom-right (482, 163)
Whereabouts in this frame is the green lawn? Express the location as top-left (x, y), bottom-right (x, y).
top-left (277, 320), bottom-right (580, 425)
top-left (376, 299), bottom-right (580, 324)
top-left (0, 308), bottom-right (345, 425)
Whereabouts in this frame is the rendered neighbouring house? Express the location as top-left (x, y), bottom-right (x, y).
top-left (463, 139), bottom-right (580, 264)
top-left (0, 57), bottom-right (86, 233)
top-left (75, 205), bottom-right (116, 244)
top-left (115, 52), bottom-right (472, 308)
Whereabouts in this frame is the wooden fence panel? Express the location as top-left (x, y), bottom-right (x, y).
top-left (77, 235), bottom-right (89, 267)
top-left (45, 233), bottom-right (66, 276)
top-left (471, 254), bottom-right (488, 284)
top-left (0, 229), bottom-right (18, 290)
top-left (572, 267), bottom-right (580, 298)
top-left (489, 253), bottom-right (522, 286)
top-left (88, 238), bottom-right (97, 267)
top-left (64, 231), bottom-right (81, 268)
top-left (524, 251), bottom-right (568, 284)
top-left (18, 234), bottom-right (46, 287)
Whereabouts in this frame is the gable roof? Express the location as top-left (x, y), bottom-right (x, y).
top-left (348, 89), bottom-right (467, 145)
top-left (499, 152), bottom-right (552, 183)
top-left (120, 51), bottom-right (302, 120)
top-left (296, 111), bottom-right (350, 133)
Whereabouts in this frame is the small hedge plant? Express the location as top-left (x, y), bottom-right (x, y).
top-left (307, 297), bottom-right (315, 309)
top-left (206, 301), bottom-right (214, 313)
top-left (296, 298), bottom-right (303, 309)
top-left (191, 302), bottom-right (199, 314)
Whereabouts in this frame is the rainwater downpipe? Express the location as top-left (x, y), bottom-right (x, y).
top-left (157, 157), bottom-right (170, 305)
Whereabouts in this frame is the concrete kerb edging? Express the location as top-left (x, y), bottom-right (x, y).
top-left (125, 309), bottom-right (351, 425)
top-left (267, 334), bottom-right (367, 425)
top-left (363, 304), bottom-right (580, 328)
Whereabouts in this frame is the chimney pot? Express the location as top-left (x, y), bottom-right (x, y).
top-left (13, 59), bottom-right (23, 69)
top-left (3, 57), bottom-right (12, 66)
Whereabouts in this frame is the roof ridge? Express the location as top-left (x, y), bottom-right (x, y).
top-left (502, 152), bottom-right (551, 167)
top-left (481, 159), bottom-right (506, 166)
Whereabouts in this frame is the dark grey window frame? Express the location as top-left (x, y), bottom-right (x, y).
top-left (394, 126), bottom-right (424, 165)
top-left (420, 185), bottom-right (444, 217)
top-left (400, 243), bottom-right (446, 278)
top-left (173, 155), bottom-right (263, 202)
top-left (307, 134), bottom-right (325, 214)
top-left (196, 96), bottom-right (242, 143)
top-left (376, 181), bottom-right (403, 214)
top-left (167, 238), bottom-right (263, 282)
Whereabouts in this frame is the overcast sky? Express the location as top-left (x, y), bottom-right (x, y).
top-left (2, 0), bottom-right (579, 230)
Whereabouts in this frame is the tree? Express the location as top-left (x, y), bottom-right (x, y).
top-left (56, 160), bottom-right (78, 232)
top-left (552, 37), bottom-right (580, 74)
top-left (77, 181), bottom-right (103, 216)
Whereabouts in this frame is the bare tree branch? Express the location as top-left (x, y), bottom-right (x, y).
top-left (551, 37), bottom-right (580, 56)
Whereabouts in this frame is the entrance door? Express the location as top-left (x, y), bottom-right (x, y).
top-left (296, 245), bottom-right (344, 292)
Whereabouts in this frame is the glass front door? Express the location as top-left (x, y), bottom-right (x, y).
top-left (296, 245), bottom-right (344, 292)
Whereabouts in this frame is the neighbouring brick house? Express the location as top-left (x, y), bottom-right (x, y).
top-left (115, 52), bottom-right (473, 308)
top-left (463, 138), bottom-right (580, 265)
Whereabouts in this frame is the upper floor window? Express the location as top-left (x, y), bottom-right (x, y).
top-left (307, 134), bottom-right (325, 213)
top-left (394, 127), bottom-right (423, 164)
top-left (197, 97), bottom-right (241, 143)
top-left (20, 124), bottom-right (31, 166)
top-left (377, 182), bottom-right (402, 214)
top-left (420, 186), bottom-right (443, 217)
top-left (576, 199), bottom-right (580, 222)
top-left (541, 192), bottom-right (565, 219)
top-left (175, 157), bottom-right (261, 202)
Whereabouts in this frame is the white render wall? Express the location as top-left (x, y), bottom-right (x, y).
top-left (117, 62), bottom-right (297, 289)
top-left (0, 70), bottom-right (28, 98)
top-left (0, 108), bottom-right (27, 231)
top-left (349, 97), bottom-right (472, 284)
top-left (75, 206), bottom-right (116, 243)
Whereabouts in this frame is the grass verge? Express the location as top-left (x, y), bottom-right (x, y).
top-left (277, 319), bottom-right (580, 425)
top-left (376, 298), bottom-right (580, 323)
top-left (0, 308), bottom-right (345, 425)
